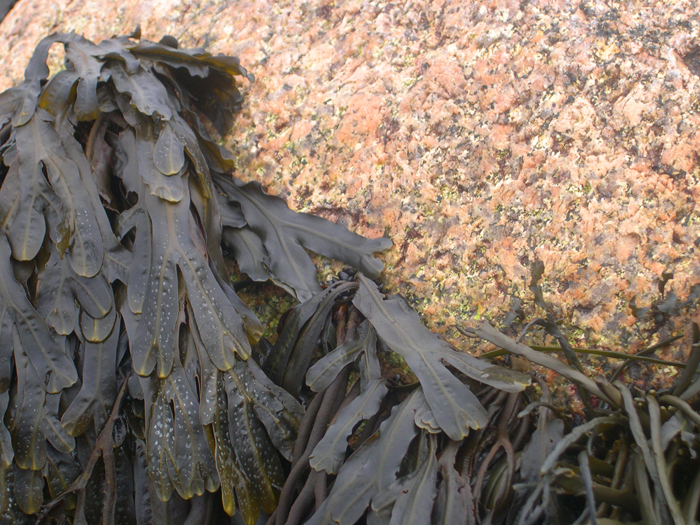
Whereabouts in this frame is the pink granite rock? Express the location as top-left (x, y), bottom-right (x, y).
top-left (1, 0), bottom-right (698, 361)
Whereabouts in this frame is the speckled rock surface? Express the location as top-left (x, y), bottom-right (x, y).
top-left (1, 0), bottom-right (699, 360)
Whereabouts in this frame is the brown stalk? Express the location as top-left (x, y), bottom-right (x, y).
top-left (274, 306), bottom-right (360, 525)
top-left (37, 371), bottom-right (132, 524)
top-left (472, 392), bottom-right (519, 512)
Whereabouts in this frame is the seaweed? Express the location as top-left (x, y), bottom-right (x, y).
top-left (459, 264), bottom-right (700, 525)
top-left (0, 30), bottom-right (396, 524)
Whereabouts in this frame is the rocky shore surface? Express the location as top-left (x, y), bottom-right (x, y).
top-left (1, 0), bottom-right (698, 369)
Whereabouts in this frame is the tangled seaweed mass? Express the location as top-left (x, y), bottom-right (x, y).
top-left (0, 30), bottom-right (699, 525)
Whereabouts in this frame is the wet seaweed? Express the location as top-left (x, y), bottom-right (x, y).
top-left (0, 29), bottom-right (394, 524)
